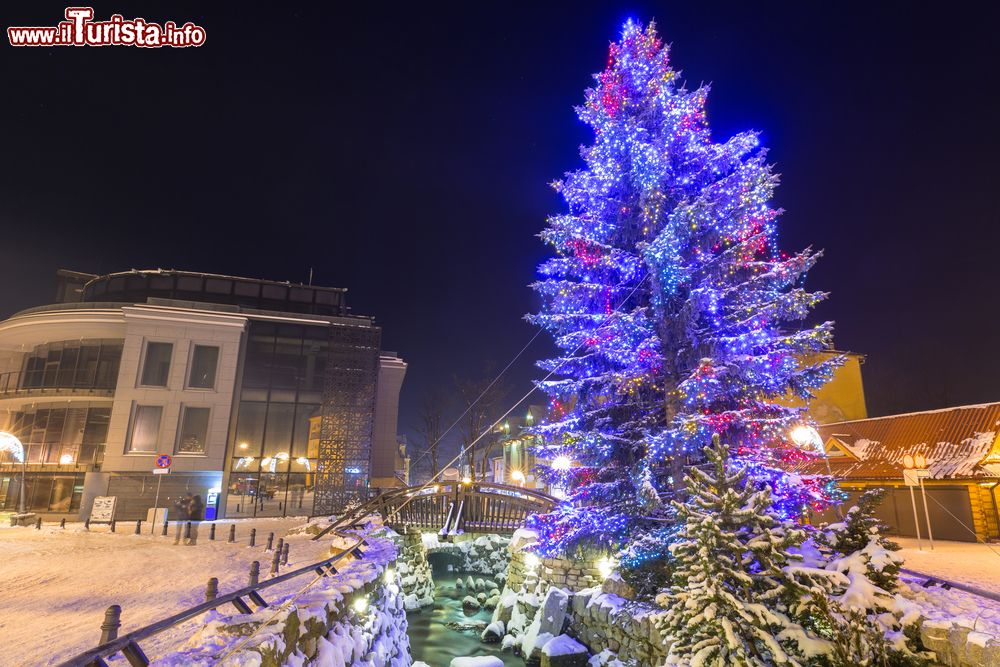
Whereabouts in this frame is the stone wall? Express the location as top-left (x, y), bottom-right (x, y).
top-left (396, 529), bottom-right (511, 611)
top-left (398, 528), bottom-right (435, 610)
top-left (920, 621), bottom-right (1000, 667)
top-left (492, 528), bottom-right (667, 666)
top-left (155, 532), bottom-right (410, 667)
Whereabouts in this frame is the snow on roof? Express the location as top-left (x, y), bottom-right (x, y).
top-left (785, 402), bottom-right (1000, 480)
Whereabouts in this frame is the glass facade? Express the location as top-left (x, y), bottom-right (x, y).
top-left (0, 472), bottom-right (85, 512)
top-left (0, 339), bottom-right (122, 395)
top-left (83, 271), bottom-right (347, 316)
top-left (2, 403), bottom-right (111, 465)
top-left (227, 322), bottom-right (326, 517)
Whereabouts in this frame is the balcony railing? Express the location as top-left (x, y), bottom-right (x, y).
top-left (0, 370), bottom-right (116, 398)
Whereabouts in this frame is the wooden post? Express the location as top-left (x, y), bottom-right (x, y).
top-left (205, 577), bottom-right (218, 602)
top-left (275, 537), bottom-right (284, 557)
top-left (35, 516), bottom-right (41, 530)
top-left (248, 561), bottom-right (260, 586)
top-left (99, 605), bottom-right (121, 644)
top-left (209, 523), bottom-right (216, 541)
top-left (162, 519), bottom-right (168, 536)
top-left (265, 532), bottom-right (274, 551)
top-left (281, 542), bottom-right (289, 565)
top-left (270, 549), bottom-right (280, 576)
top-left (135, 520), bottom-right (141, 535)
top-left (60, 518), bottom-right (65, 529)
top-left (249, 528), bottom-right (256, 547)
top-left (228, 524), bottom-right (236, 543)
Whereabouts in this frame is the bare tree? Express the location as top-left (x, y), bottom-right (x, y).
top-left (455, 369), bottom-right (508, 480)
top-left (415, 391), bottom-right (447, 481)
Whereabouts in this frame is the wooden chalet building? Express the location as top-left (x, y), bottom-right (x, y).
top-left (785, 403), bottom-right (1000, 542)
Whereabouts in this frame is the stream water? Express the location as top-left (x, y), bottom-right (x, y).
top-left (407, 570), bottom-right (526, 667)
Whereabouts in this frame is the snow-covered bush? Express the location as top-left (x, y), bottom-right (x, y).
top-left (821, 488), bottom-right (902, 591)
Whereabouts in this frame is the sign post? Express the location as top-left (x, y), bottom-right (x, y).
top-left (151, 454), bottom-right (172, 534)
top-left (917, 470), bottom-right (934, 550)
top-left (903, 453), bottom-right (932, 551)
top-left (903, 468), bottom-right (922, 551)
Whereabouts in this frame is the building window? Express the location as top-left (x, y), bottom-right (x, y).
top-left (140, 342), bottom-right (173, 387)
top-left (187, 345), bottom-right (219, 389)
top-left (176, 406), bottom-right (210, 454)
top-left (128, 405), bottom-right (162, 453)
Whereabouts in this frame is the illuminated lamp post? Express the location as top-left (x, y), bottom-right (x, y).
top-left (790, 425), bottom-right (842, 518)
top-left (550, 455), bottom-right (572, 499)
top-left (0, 432), bottom-right (27, 515)
top-left (903, 453), bottom-right (933, 550)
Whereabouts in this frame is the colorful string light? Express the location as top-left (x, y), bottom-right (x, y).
top-left (527, 19), bottom-right (843, 557)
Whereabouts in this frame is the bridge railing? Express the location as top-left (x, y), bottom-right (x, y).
top-left (312, 481), bottom-right (556, 540)
top-left (57, 535), bottom-right (366, 667)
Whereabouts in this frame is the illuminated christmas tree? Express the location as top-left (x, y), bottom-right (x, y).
top-left (527, 19), bottom-right (842, 557)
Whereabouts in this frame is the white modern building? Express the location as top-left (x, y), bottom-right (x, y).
top-left (0, 269), bottom-right (406, 521)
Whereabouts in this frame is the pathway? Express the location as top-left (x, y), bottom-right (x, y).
top-left (0, 517), bottom-right (331, 665)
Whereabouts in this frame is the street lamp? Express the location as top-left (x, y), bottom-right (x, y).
top-left (0, 432), bottom-right (26, 515)
top-left (789, 424), bottom-right (842, 518)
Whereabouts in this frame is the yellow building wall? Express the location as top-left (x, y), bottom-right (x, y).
top-left (782, 351), bottom-right (868, 425)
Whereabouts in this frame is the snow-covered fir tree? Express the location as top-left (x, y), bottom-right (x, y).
top-left (527, 18), bottom-right (842, 558)
top-left (822, 488), bottom-right (902, 590)
top-left (658, 435), bottom-right (828, 666)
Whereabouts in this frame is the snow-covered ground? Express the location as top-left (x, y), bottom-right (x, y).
top-left (895, 537), bottom-right (1000, 594)
top-left (0, 517), bottom-right (338, 666)
top-left (894, 537), bottom-right (1000, 639)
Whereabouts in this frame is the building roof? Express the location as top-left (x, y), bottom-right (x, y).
top-left (785, 402), bottom-right (1000, 481)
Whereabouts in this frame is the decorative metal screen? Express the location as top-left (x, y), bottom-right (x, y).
top-left (312, 323), bottom-right (381, 516)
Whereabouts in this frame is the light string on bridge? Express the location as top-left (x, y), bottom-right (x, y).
top-left (382, 274), bottom-right (651, 521)
top-left (407, 326), bottom-right (545, 473)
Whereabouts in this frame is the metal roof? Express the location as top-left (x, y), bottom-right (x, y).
top-left (784, 403), bottom-right (1000, 480)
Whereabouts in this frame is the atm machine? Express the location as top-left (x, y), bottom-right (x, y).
top-left (205, 487), bottom-right (220, 520)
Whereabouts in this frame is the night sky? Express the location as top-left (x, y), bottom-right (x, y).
top-left (1, 2), bottom-right (998, 455)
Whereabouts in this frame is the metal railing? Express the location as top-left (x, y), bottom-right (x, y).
top-left (312, 480), bottom-right (556, 540)
top-left (56, 534), bottom-right (367, 667)
top-left (900, 566), bottom-right (1000, 605)
top-left (0, 370), bottom-right (116, 398)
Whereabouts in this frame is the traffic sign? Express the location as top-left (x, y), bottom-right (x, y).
top-left (155, 454), bottom-right (172, 469)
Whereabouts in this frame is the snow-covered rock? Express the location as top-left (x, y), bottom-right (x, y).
top-left (450, 657), bottom-right (504, 667)
top-left (481, 620), bottom-right (505, 643)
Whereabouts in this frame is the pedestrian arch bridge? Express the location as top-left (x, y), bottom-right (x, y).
top-left (312, 481), bottom-right (556, 540)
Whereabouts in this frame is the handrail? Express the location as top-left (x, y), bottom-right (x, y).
top-left (57, 534), bottom-right (366, 667)
top-left (900, 566), bottom-right (1000, 605)
top-left (311, 481), bottom-right (556, 541)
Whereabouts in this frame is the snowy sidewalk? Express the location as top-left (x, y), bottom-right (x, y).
top-left (896, 537), bottom-right (1000, 594)
top-left (0, 517), bottom-right (334, 666)
top-left (893, 537), bottom-right (1000, 641)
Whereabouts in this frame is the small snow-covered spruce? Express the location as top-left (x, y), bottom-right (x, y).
top-left (822, 488), bottom-right (902, 590)
top-left (659, 435), bottom-right (832, 666)
top-left (618, 523), bottom-right (677, 597)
